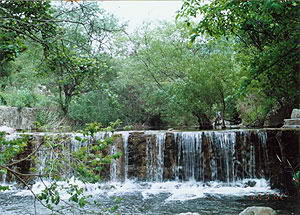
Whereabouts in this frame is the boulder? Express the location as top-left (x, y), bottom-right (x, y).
top-left (282, 109), bottom-right (300, 128)
top-left (291, 109), bottom-right (300, 119)
top-left (239, 206), bottom-right (276, 215)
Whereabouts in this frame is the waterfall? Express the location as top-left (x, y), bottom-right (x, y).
top-left (110, 143), bottom-right (117, 181)
top-left (122, 131), bottom-right (130, 180)
top-left (145, 131), bottom-right (165, 181)
top-left (1, 130), bottom-right (270, 184)
top-left (155, 132), bottom-right (165, 181)
top-left (173, 131), bottom-right (238, 182)
top-left (174, 132), bottom-right (203, 181)
top-left (120, 130), bottom-right (269, 182)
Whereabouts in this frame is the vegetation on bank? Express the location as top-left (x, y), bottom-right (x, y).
top-left (0, 0), bottom-right (298, 130)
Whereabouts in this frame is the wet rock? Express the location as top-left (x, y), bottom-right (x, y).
top-left (163, 132), bottom-right (177, 180)
top-left (127, 132), bottom-right (148, 180)
top-left (267, 130), bottom-right (300, 195)
top-left (112, 134), bottom-right (125, 180)
top-left (283, 119), bottom-right (300, 126)
top-left (244, 180), bottom-right (257, 187)
top-left (202, 134), bottom-right (212, 181)
top-left (239, 206), bottom-right (276, 215)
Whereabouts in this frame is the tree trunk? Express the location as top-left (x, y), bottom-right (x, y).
top-left (58, 85), bottom-right (72, 116)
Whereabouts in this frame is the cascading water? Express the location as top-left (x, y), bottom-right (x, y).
top-left (121, 131), bottom-right (130, 180)
top-left (1, 130), bottom-right (270, 185)
top-left (2, 129), bottom-right (297, 215)
top-left (116, 130), bottom-right (269, 183)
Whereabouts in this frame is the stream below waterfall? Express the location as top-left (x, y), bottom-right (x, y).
top-left (0, 179), bottom-right (299, 215)
top-left (1, 129), bottom-right (300, 214)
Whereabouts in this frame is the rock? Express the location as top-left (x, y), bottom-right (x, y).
top-left (244, 180), bottom-right (257, 187)
top-left (127, 132), bottom-right (148, 179)
top-left (264, 103), bottom-right (293, 127)
top-left (0, 106), bottom-right (36, 130)
top-left (283, 118), bottom-right (300, 125)
top-left (282, 109), bottom-right (300, 128)
top-left (0, 126), bottom-right (15, 134)
top-left (239, 206), bottom-right (276, 215)
top-left (291, 109), bottom-right (300, 119)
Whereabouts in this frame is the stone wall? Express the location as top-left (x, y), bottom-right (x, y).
top-left (2, 128), bottom-right (300, 195)
top-left (0, 106), bottom-right (37, 130)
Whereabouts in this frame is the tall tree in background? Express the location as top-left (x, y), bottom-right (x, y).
top-left (115, 23), bottom-right (239, 129)
top-left (39, 2), bottom-right (122, 116)
top-left (0, 1), bottom-right (122, 117)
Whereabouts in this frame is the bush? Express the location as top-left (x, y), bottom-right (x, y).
top-left (68, 92), bottom-right (120, 127)
top-left (0, 88), bottom-right (37, 108)
top-left (0, 87), bottom-right (53, 109)
top-left (237, 89), bottom-right (274, 127)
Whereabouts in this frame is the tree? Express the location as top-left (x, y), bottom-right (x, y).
top-left (180, 0), bottom-right (300, 123)
top-left (41, 46), bottom-right (111, 115)
top-left (0, 0), bottom-right (55, 88)
top-left (115, 22), bottom-right (239, 129)
top-left (0, 1), bottom-right (122, 117)
top-left (37, 2), bottom-right (122, 116)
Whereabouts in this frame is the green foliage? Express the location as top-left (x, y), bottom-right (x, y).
top-left (0, 185), bottom-right (9, 191)
top-left (0, 132), bottom-right (29, 166)
top-left (1, 0), bottom-right (296, 130)
top-left (123, 125), bottom-right (134, 131)
top-left (115, 22), bottom-right (240, 128)
top-left (36, 2), bottom-right (121, 116)
top-left (237, 84), bottom-right (275, 126)
top-left (38, 182), bottom-right (61, 207)
top-left (0, 88), bottom-right (37, 108)
top-left (179, 0), bottom-right (300, 125)
top-left (40, 121), bottom-right (122, 183)
top-left (0, 32), bottom-right (26, 63)
top-left (0, 0), bottom-right (56, 66)
top-left (38, 182), bottom-right (90, 209)
top-left (40, 43), bottom-right (111, 115)
top-left (0, 132), bottom-right (29, 192)
top-left (68, 92), bottom-right (120, 127)
top-left (0, 1), bottom-right (121, 124)
top-left (35, 121), bottom-right (123, 212)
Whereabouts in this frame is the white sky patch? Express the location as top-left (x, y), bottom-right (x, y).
top-left (100, 1), bottom-right (182, 32)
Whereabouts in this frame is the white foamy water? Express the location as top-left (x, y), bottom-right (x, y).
top-left (10, 178), bottom-right (277, 202)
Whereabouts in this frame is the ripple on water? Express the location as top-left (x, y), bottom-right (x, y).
top-left (0, 178), bottom-right (297, 215)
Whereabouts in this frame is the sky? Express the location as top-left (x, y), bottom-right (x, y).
top-left (101, 1), bottom-right (183, 31)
